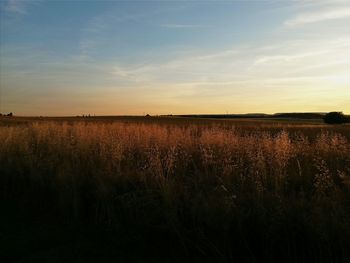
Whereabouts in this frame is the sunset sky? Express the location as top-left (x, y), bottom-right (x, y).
top-left (0, 0), bottom-right (349, 116)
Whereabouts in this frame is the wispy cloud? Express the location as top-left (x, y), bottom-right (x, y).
top-left (285, 7), bottom-right (350, 27)
top-left (4, 0), bottom-right (29, 14)
top-left (3, 0), bottom-right (41, 15)
top-left (108, 37), bottom-right (350, 97)
top-left (40, 34), bottom-right (350, 114)
top-left (161, 24), bottom-right (209, 29)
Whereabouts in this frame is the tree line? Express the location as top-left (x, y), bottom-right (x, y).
top-left (323, 112), bottom-right (349, 124)
top-left (0, 112), bottom-right (13, 117)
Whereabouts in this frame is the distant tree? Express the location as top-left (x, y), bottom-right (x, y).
top-left (145, 114), bottom-right (151, 117)
top-left (7, 112), bottom-right (13, 117)
top-left (323, 112), bottom-right (346, 124)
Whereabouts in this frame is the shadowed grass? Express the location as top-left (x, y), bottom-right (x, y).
top-left (1, 117), bottom-right (350, 262)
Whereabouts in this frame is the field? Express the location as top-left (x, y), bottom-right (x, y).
top-left (1, 116), bottom-right (350, 262)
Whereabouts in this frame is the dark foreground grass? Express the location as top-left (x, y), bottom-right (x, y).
top-left (1, 117), bottom-right (350, 262)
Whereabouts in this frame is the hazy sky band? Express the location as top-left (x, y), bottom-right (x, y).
top-left (1, 0), bottom-right (349, 115)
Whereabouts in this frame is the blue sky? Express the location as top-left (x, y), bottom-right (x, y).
top-left (1, 0), bottom-right (350, 115)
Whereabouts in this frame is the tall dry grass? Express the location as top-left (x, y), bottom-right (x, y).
top-left (1, 119), bottom-right (350, 262)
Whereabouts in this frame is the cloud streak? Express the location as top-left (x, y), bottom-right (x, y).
top-left (3, 0), bottom-right (42, 15)
top-left (108, 36), bottom-right (350, 109)
top-left (4, 0), bottom-right (30, 14)
top-left (285, 7), bottom-right (350, 26)
top-left (161, 24), bottom-right (209, 29)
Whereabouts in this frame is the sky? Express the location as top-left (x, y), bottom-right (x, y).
top-left (0, 0), bottom-right (349, 116)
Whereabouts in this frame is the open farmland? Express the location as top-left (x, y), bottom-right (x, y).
top-left (1, 116), bottom-right (350, 262)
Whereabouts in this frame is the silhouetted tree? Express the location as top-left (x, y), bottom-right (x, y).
top-left (323, 112), bottom-right (346, 124)
top-left (7, 112), bottom-right (13, 117)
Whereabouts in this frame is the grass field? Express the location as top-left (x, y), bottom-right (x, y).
top-left (1, 116), bottom-right (350, 262)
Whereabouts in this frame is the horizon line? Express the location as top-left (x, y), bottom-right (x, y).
top-left (2, 111), bottom-right (349, 118)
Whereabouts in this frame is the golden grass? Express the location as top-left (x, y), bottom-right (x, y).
top-left (1, 118), bottom-right (350, 262)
